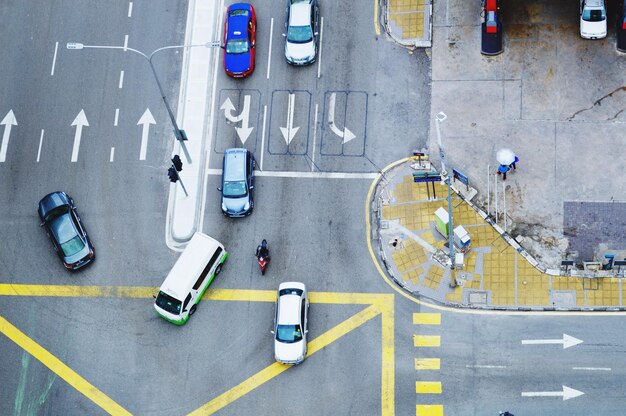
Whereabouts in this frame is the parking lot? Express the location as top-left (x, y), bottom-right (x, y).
top-left (430, 0), bottom-right (626, 267)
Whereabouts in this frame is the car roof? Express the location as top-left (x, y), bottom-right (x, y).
top-left (223, 148), bottom-right (247, 181)
top-left (290, 3), bottom-right (311, 26)
top-left (277, 293), bottom-right (301, 324)
top-left (159, 233), bottom-right (224, 300)
top-left (227, 4), bottom-right (251, 39)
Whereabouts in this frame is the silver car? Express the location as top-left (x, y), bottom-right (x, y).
top-left (272, 282), bottom-right (309, 364)
top-left (218, 148), bottom-right (255, 217)
top-left (283, 0), bottom-right (319, 65)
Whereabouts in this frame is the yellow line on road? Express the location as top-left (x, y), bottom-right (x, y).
top-left (414, 335), bottom-right (440, 347)
top-left (415, 358), bottom-right (440, 370)
top-left (188, 303), bottom-right (383, 415)
top-left (416, 404), bottom-right (444, 416)
top-left (374, 0), bottom-right (381, 36)
top-left (0, 284), bottom-right (391, 305)
top-left (415, 381), bottom-right (442, 394)
top-left (0, 316), bottom-right (131, 416)
top-left (380, 296), bottom-right (394, 415)
top-left (413, 313), bottom-right (441, 325)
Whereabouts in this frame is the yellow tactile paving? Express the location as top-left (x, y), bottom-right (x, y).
top-left (415, 381), bottom-right (442, 394)
top-left (415, 358), bottom-right (440, 370)
top-left (382, 168), bottom-right (624, 308)
top-left (424, 265), bottom-right (445, 289)
top-left (389, 0), bottom-right (425, 13)
top-left (483, 246), bottom-right (516, 305)
top-left (416, 405), bottom-right (444, 416)
top-left (413, 313), bottom-right (441, 325)
top-left (552, 276), bottom-right (585, 306)
top-left (414, 335), bottom-right (441, 347)
top-left (586, 278), bottom-right (620, 306)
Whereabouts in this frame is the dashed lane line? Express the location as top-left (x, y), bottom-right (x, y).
top-left (415, 381), bottom-right (442, 394)
top-left (412, 313), bottom-right (440, 325)
top-left (0, 316), bottom-right (131, 416)
top-left (416, 404), bottom-right (444, 416)
top-left (413, 335), bottom-right (441, 348)
top-left (415, 358), bottom-right (440, 370)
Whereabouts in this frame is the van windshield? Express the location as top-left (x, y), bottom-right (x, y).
top-left (155, 291), bottom-right (182, 315)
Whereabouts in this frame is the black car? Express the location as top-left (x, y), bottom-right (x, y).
top-left (38, 192), bottom-right (95, 270)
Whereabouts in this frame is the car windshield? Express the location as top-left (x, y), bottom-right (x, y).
top-left (276, 324), bottom-right (303, 343)
top-left (155, 291), bottom-right (182, 315)
top-left (583, 9), bottom-right (606, 21)
top-left (60, 235), bottom-right (85, 257)
top-left (223, 180), bottom-right (248, 198)
top-left (45, 205), bottom-right (69, 223)
top-left (230, 9), bottom-right (249, 17)
top-left (287, 25), bottom-right (313, 43)
top-left (226, 39), bottom-right (249, 54)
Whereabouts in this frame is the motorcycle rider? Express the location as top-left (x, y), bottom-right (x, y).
top-left (256, 239), bottom-right (270, 260)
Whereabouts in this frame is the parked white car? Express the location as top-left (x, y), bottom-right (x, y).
top-left (272, 282), bottom-right (309, 364)
top-left (580, 0), bottom-right (607, 39)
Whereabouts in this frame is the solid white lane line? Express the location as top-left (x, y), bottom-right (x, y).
top-left (51, 42), bottom-right (59, 76)
top-left (465, 365), bottom-right (507, 369)
top-left (267, 18), bottom-right (273, 79)
top-left (114, 108), bottom-right (119, 126)
top-left (260, 105), bottom-right (267, 170)
top-left (311, 103), bottom-right (318, 171)
top-left (118, 71), bottom-right (124, 89)
top-left (572, 367), bottom-right (611, 371)
top-left (206, 169), bottom-right (378, 179)
top-left (37, 130), bottom-right (44, 162)
top-left (123, 35), bottom-right (129, 51)
top-left (110, 147), bottom-right (115, 162)
top-left (317, 16), bottom-right (323, 78)
top-left (128, 2), bottom-right (133, 17)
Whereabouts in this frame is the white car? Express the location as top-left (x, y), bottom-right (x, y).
top-left (283, 0), bottom-right (319, 65)
top-left (272, 282), bottom-right (309, 364)
top-left (580, 0), bottom-right (607, 39)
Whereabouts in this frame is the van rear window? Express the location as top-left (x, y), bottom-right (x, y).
top-left (156, 291), bottom-right (182, 315)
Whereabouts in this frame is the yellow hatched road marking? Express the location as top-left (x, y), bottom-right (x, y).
top-left (414, 335), bottom-right (440, 347)
top-left (0, 284), bottom-right (395, 415)
top-left (415, 381), bottom-right (442, 394)
top-left (188, 303), bottom-right (385, 415)
top-left (412, 313), bottom-right (441, 325)
top-left (416, 404), bottom-right (444, 416)
top-left (0, 316), bottom-right (131, 416)
top-left (414, 358), bottom-right (440, 370)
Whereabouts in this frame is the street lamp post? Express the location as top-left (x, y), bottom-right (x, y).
top-left (67, 41), bottom-right (220, 164)
top-left (434, 111), bottom-right (455, 269)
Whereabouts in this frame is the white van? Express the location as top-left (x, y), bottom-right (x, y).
top-left (154, 232), bottom-right (228, 325)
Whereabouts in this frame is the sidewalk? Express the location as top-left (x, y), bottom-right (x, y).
top-left (371, 158), bottom-right (626, 311)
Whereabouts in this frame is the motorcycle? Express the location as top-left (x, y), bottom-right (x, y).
top-left (256, 239), bottom-right (270, 275)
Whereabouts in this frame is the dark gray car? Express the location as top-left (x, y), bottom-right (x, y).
top-left (218, 148), bottom-right (255, 217)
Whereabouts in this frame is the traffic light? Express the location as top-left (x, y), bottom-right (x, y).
top-left (172, 155), bottom-right (183, 171)
top-left (168, 167), bottom-right (179, 183)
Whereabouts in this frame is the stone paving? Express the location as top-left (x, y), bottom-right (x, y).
top-left (372, 158), bottom-right (626, 310)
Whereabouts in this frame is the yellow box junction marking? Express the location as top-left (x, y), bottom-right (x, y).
top-left (413, 313), bottom-right (440, 325)
top-left (414, 335), bottom-right (441, 347)
top-left (0, 316), bottom-right (131, 416)
top-left (0, 284), bottom-right (395, 416)
top-left (416, 404), bottom-right (444, 416)
top-left (415, 381), bottom-right (442, 394)
top-left (414, 358), bottom-right (440, 370)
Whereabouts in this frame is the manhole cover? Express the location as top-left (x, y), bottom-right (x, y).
top-left (468, 291), bottom-right (488, 305)
top-left (551, 290), bottom-right (576, 307)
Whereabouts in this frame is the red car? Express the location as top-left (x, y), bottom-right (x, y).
top-left (223, 3), bottom-right (256, 78)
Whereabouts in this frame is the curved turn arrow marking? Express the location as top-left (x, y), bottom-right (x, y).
top-left (328, 93), bottom-right (356, 144)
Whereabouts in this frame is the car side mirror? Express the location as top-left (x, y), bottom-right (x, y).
top-left (249, 185), bottom-right (254, 190)
top-left (270, 330), bottom-right (275, 334)
top-left (220, 45), bottom-right (225, 50)
top-left (315, 32), bottom-right (319, 36)
top-left (39, 222), bottom-right (45, 227)
top-left (152, 294), bottom-right (157, 299)
top-left (305, 330), bottom-right (309, 334)
top-left (282, 33), bottom-right (286, 37)
top-left (217, 187), bottom-right (222, 192)
top-left (183, 308), bottom-right (188, 313)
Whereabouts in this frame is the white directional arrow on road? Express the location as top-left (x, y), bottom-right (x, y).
top-left (521, 334), bottom-right (583, 349)
top-left (221, 96), bottom-right (254, 144)
top-left (522, 385), bottom-right (585, 401)
top-left (0, 110), bottom-right (17, 163)
top-left (328, 92), bottom-right (355, 144)
top-left (280, 93), bottom-right (300, 145)
top-left (235, 95), bottom-right (253, 144)
top-left (71, 110), bottom-right (89, 162)
top-left (137, 108), bottom-right (156, 160)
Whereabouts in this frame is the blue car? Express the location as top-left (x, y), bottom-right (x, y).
top-left (223, 3), bottom-right (257, 78)
top-left (38, 192), bottom-right (95, 271)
